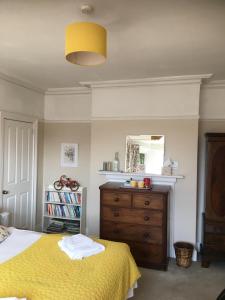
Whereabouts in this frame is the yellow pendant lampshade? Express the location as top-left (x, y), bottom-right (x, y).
top-left (65, 22), bottom-right (107, 66)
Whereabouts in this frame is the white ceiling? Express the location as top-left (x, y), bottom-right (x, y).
top-left (0, 0), bottom-right (225, 90)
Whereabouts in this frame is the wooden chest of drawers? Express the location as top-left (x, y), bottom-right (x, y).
top-left (99, 182), bottom-right (170, 270)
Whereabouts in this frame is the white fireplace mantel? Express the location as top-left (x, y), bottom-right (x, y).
top-left (98, 170), bottom-right (185, 259)
top-left (97, 171), bottom-right (184, 184)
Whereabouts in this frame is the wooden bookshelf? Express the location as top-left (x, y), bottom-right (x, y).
top-left (42, 187), bottom-right (86, 234)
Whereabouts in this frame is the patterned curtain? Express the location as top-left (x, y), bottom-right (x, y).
top-left (126, 143), bottom-right (140, 172)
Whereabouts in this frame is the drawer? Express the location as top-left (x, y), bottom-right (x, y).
top-left (101, 221), bottom-right (162, 244)
top-left (133, 193), bottom-right (163, 210)
top-left (205, 223), bottom-right (225, 235)
top-left (204, 243), bottom-right (225, 253)
top-left (205, 233), bottom-right (225, 246)
top-left (101, 191), bottom-right (131, 208)
top-left (129, 241), bottom-right (164, 264)
top-left (102, 207), bottom-right (163, 226)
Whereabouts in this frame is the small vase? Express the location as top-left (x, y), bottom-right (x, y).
top-left (112, 152), bottom-right (120, 172)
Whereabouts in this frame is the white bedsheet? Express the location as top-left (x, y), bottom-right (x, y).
top-left (0, 297), bottom-right (26, 300)
top-left (0, 227), bottom-right (42, 264)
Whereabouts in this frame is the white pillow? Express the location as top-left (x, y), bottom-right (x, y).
top-left (0, 225), bottom-right (10, 243)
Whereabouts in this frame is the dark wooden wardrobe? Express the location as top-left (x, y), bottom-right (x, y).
top-left (201, 133), bottom-right (225, 267)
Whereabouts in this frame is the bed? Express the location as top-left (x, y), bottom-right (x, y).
top-left (0, 228), bottom-right (140, 300)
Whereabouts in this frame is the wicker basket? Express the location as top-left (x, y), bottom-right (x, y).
top-left (174, 242), bottom-right (194, 268)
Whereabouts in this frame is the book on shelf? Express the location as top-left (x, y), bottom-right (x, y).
top-left (46, 219), bottom-right (64, 233)
top-left (46, 203), bottom-right (81, 219)
top-left (64, 220), bottom-right (80, 234)
top-left (45, 219), bottom-right (80, 234)
top-left (46, 191), bottom-right (81, 205)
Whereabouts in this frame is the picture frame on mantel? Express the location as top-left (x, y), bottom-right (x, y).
top-left (60, 143), bottom-right (78, 167)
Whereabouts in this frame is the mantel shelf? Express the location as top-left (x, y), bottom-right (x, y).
top-left (98, 171), bottom-right (184, 185)
top-left (98, 171), bottom-right (184, 179)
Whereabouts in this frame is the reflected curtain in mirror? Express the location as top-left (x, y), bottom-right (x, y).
top-left (126, 143), bottom-right (140, 172)
top-left (125, 135), bottom-right (165, 174)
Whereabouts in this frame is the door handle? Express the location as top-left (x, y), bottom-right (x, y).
top-left (2, 190), bottom-right (9, 195)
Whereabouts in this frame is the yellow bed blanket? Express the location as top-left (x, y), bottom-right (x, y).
top-left (0, 234), bottom-right (141, 300)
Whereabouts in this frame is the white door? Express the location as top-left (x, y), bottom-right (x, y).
top-left (2, 119), bottom-right (34, 229)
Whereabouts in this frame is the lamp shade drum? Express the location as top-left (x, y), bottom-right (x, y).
top-left (65, 22), bottom-right (107, 66)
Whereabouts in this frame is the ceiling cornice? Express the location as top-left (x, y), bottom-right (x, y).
top-left (202, 79), bottom-right (225, 89)
top-left (0, 71), bottom-right (45, 94)
top-left (91, 115), bottom-right (200, 121)
top-left (81, 74), bottom-right (213, 88)
top-left (0, 71), bottom-right (221, 95)
top-left (46, 86), bottom-right (91, 95)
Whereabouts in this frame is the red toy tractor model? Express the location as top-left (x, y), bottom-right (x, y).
top-left (54, 175), bottom-right (80, 192)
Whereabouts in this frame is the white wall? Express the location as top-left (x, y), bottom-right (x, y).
top-left (200, 84), bottom-right (225, 120)
top-left (92, 83), bottom-right (200, 119)
top-left (0, 77), bottom-right (44, 118)
top-left (45, 92), bottom-right (91, 121)
top-left (43, 122), bottom-right (91, 188)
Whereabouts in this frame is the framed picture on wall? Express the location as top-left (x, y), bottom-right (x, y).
top-left (61, 143), bottom-right (78, 167)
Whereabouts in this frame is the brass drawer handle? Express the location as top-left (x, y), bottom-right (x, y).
top-left (144, 200), bottom-right (150, 206)
top-left (114, 197), bottom-right (120, 202)
top-left (143, 232), bottom-right (150, 239)
top-left (144, 216), bottom-right (150, 221)
top-left (114, 212), bottom-right (120, 217)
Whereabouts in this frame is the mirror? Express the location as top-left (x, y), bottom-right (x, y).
top-left (125, 135), bottom-right (165, 174)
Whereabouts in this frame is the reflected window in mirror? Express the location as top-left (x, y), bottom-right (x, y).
top-left (125, 135), bottom-right (165, 174)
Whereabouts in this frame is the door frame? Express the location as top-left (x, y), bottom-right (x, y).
top-left (0, 111), bottom-right (38, 230)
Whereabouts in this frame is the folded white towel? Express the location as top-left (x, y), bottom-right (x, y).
top-left (58, 234), bottom-right (105, 260)
top-left (63, 234), bottom-right (94, 247)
